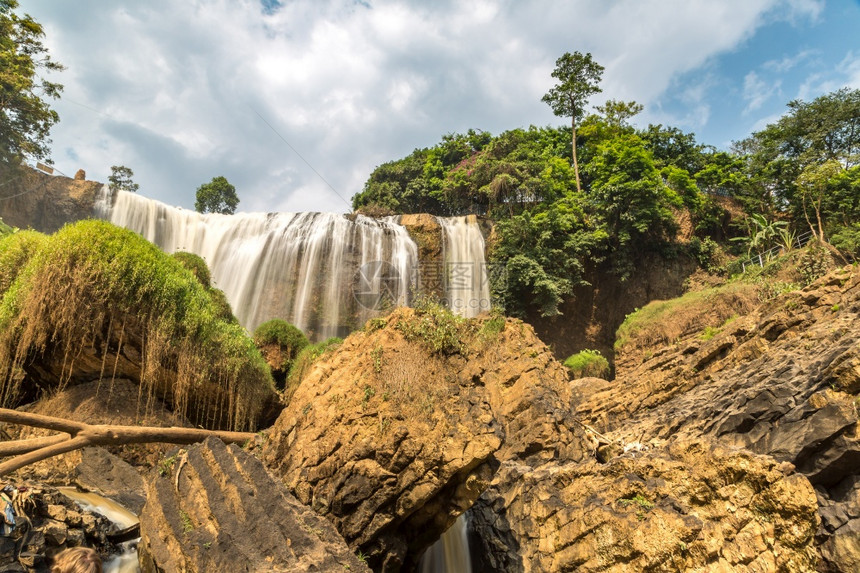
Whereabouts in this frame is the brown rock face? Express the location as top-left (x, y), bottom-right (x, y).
top-left (470, 441), bottom-right (820, 572)
top-left (262, 308), bottom-right (589, 571)
top-left (575, 265), bottom-right (860, 571)
top-left (0, 165), bottom-right (100, 233)
top-left (399, 214), bottom-right (444, 299)
top-left (139, 437), bottom-right (368, 573)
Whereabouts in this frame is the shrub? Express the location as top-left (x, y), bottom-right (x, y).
top-left (395, 295), bottom-right (467, 355)
top-left (254, 319), bottom-right (309, 389)
top-left (254, 319), bottom-right (309, 352)
top-left (798, 244), bottom-right (832, 286)
top-left (171, 251), bottom-right (212, 288)
top-left (478, 307), bottom-right (507, 339)
top-left (830, 223), bottom-right (860, 261)
top-left (0, 220), bottom-right (275, 430)
top-left (0, 230), bottom-right (48, 297)
top-left (564, 349), bottom-right (610, 379)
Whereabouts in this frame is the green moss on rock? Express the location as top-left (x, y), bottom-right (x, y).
top-left (0, 230), bottom-right (48, 298)
top-left (0, 220), bottom-right (277, 431)
top-left (171, 251), bottom-right (212, 288)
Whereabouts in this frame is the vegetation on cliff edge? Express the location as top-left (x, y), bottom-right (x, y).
top-left (0, 220), bottom-right (275, 431)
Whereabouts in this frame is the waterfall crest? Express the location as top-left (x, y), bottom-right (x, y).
top-left (96, 188), bottom-right (417, 339)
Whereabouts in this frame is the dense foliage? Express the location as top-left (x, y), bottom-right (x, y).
top-left (0, 0), bottom-right (63, 166)
top-left (354, 82), bottom-right (860, 318)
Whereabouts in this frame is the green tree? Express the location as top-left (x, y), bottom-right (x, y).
top-left (491, 196), bottom-right (603, 317)
top-left (108, 165), bottom-right (139, 193)
top-left (195, 176), bottom-right (239, 215)
top-left (585, 133), bottom-right (681, 275)
top-left (730, 213), bottom-right (787, 257)
top-left (796, 160), bottom-right (844, 242)
top-left (595, 99), bottom-right (643, 131)
top-left (541, 51), bottom-right (604, 193)
top-left (734, 88), bottom-right (860, 221)
top-left (0, 0), bottom-right (63, 166)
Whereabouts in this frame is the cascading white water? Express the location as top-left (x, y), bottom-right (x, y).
top-left (96, 188), bottom-right (418, 339)
top-left (59, 488), bottom-right (139, 573)
top-left (419, 514), bottom-right (472, 573)
top-left (438, 215), bottom-right (491, 318)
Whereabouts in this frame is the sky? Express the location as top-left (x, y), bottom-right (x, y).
top-left (18, 0), bottom-right (860, 214)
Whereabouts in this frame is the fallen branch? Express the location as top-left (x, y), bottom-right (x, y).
top-left (0, 408), bottom-right (257, 476)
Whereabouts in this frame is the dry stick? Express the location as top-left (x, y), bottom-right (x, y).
top-left (0, 434), bottom-right (70, 456)
top-left (0, 408), bottom-right (257, 477)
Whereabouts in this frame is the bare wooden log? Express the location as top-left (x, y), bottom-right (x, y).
top-left (0, 409), bottom-right (87, 433)
top-left (0, 433), bottom-right (70, 456)
top-left (0, 408), bottom-right (258, 477)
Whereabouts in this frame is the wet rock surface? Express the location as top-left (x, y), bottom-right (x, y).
top-left (73, 448), bottom-right (146, 516)
top-left (139, 436), bottom-right (367, 573)
top-left (0, 484), bottom-right (127, 572)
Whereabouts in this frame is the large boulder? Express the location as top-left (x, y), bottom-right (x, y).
top-left (263, 306), bottom-right (590, 571)
top-left (139, 437), bottom-right (368, 573)
top-left (469, 441), bottom-right (820, 572)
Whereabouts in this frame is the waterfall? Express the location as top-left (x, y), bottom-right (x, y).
top-left (95, 188), bottom-right (418, 339)
top-left (438, 215), bottom-right (490, 318)
top-left (419, 514), bottom-right (472, 573)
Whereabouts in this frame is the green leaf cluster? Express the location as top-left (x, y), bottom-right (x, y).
top-left (108, 165), bottom-right (139, 193)
top-left (195, 176), bottom-right (240, 215)
top-left (563, 349), bottom-right (610, 379)
top-left (0, 0), bottom-right (63, 166)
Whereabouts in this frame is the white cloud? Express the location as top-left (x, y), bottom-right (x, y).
top-left (743, 71), bottom-right (782, 113)
top-left (797, 51), bottom-right (860, 100)
top-left (17, 0), bottom-right (841, 213)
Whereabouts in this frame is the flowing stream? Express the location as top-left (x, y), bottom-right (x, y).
top-left (58, 488), bottom-right (139, 573)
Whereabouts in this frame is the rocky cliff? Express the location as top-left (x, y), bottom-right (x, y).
top-left (574, 264), bottom-right (860, 571)
top-left (0, 166), bottom-right (100, 233)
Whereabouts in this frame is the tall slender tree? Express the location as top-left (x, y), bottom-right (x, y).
top-left (542, 51), bottom-right (604, 193)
